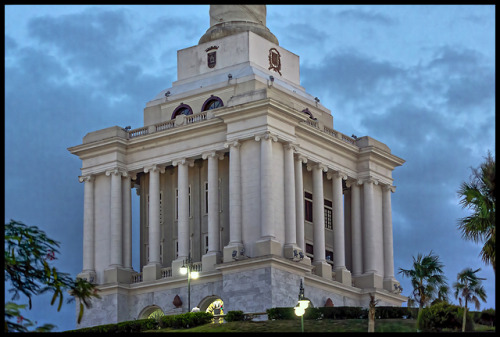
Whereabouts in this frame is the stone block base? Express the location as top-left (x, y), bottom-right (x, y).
top-left (202, 252), bottom-right (221, 272)
top-left (104, 267), bottom-right (133, 284)
top-left (77, 270), bottom-right (97, 284)
top-left (334, 267), bottom-right (352, 286)
top-left (223, 243), bottom-right (246, 263)
top-left (143, 263), bottom-right (162, 281)
top-left (313, 261), bottom-right (332, 278)
top-left (283, 244), bottom-right (304, 260)
top-left (352, 272), bottom-right (383, 289)
top-left (254, 238), bottom-right (282, 257)
top-left (383, 278), bottom-right (400, 293)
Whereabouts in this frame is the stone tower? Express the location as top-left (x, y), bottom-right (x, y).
top-left (69, 5), bottom-right (406, 328)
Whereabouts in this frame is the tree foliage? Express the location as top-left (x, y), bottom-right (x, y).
top-left (398, 251), bottom-right (447, 310)
top-left (4, 220), bottom-right (100, 332)
top-left (457, 151), bottom-right (495, 271)
top-left (453, 267), bottom-right (487, 332)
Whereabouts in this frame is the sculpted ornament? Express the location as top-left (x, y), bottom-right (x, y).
top-left (268, 48), bottom-right (282, 76)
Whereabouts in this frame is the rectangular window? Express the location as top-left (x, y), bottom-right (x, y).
top-left (204, 181), bottom-right (209, 214)
top-left (324, 199), bottom-right (333, 230)
top-left (304, 191), bottom-right (313, 222)
top-left (326, 250), bottom-right (333, 263)
top-left (159, 191), bottom-right (163, 225)
top-left (203, 234), bottom-right (209, 254)
top-left (175, 186), bottom-right (192, 219)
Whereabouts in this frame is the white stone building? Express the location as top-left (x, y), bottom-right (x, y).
top-left (68, 5), bottom-right (406, 328)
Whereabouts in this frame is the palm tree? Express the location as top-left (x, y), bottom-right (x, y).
top-left (457, 152), bottom-right (495, 272)
top-left (398, 251), bottom-right (447, 314)
top-left (453, 267), bottom-right (487, 332)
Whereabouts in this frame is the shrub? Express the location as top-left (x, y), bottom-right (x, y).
top-left (419, 302), bottom-right (474, 332)
top-left (225, 310), bottom-right (245, 322)
top-left (69, 318), bottom-right (157, 333)
top-left (159, 311), bottom-right (213, 329)
top-left (476, 308), bottom-right (495, 326)
top-left (319, 306), bottom-right (368, 319)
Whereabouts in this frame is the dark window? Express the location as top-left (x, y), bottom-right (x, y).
top-left (171, 104), bottom-right (193, 119)
top-left (306, 243), bottom-right (314, 255)
top-left (202, 95), bottom-right (223, 111)
top-left (326, 250), bottom-right (333, 262)
top-left (304, 191), bottom-right (313, 222)
top-left (324, 199), bottom-right (333, 230)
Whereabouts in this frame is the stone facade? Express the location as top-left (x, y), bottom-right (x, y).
top-left (68, 5), bottom-right (406, 329)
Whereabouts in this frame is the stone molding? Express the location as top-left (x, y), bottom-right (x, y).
top-left (143, 164), bottom-right (166, 174)
top-left (172, 158), bottom-right (195, 167)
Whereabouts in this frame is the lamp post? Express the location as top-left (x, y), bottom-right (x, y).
top-left (294, 279), bottom-right (310, 333)
top-left (179, 253), bottom-right (199, 312)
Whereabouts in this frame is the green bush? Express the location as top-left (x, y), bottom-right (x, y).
top-left (476, 308), bottom-right (495, 326)
top-left (69, 318), bottom-right (158, 333)
top-left (159, 311), bottom-right (213, 329)
top-left (319, 307), bottom-right (368, 319)
top-left (225, 310), bottom-right (245, 322)
top-left (267, 307), bottom-right (296, 320)
top-left (419, 302), bottom-right (474, 332)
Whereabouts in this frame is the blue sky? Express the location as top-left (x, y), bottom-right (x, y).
top-left (5, 4), bottom-right (495, 331)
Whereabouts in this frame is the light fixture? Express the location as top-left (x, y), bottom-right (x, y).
top-left (228, 73), bottom-right (232, 80)
top-left (179, 254), bottom-right (199, 312)
top-left (165, 91), bottom-right (171, 97)
top-left (314, 97), bottom-right (320, 103)
top-left (295, 279), bottom-right (310, 333)
top-left (124, 126), bottom-right (131, 131)
top-left (270, 75), bottom-right (274, 82)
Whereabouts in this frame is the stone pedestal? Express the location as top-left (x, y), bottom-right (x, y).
top-left (313, 261), bottom-right (332, 278)
top-left (104, 267), bottom-right (133, 284)
top-left (254, 238), bottom-right (282, 257)
top-left (383, 277), bottom-right (400, 293)
top-left (334, 267), bottom-right (352, 286)
top-left (77, 270), bottom-right (97, 284)
top-left (283, 243), bottom-right (303, 260)
top-left (223, 243), bottom-right (246, 263)
top-left (143, 263), bottom-right (162, 281)
top-left (353, 272), bottom-right (383, 289)
top-left (202, 252), bottom-right (221, 272)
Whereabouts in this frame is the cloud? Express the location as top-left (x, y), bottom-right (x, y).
top-left (335, 8), bottom-right (397, 26)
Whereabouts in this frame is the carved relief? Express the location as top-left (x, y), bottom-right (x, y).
top-left (268, 47), bottom-right (282, 75)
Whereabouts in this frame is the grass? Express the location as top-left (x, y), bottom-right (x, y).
top-left (146, 318), bottom-right (419, 333)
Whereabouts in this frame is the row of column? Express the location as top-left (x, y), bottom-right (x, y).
top-left (79, 138), bottom-right (396, 284)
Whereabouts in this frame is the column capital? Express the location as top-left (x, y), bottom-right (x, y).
top-left (327, 170), bottom-right (348, 180)
top-left (383, 184), bottom-right (396, 193)
top-left (172, 158), bottom-right (195, 167)
top-left (360, 177), bottom-right (379, 185)
top-left (283, 142), bottom-right (298, 152)
top-left (202, 151), bottom-right (225, 160)
top-left (294, 153), bottom-right (308, 164)
top-left (78, 174), bottom-right (94, 183)
top-left (105, 168), bottom-right (127, 177)
top-left (224, 140), bottom-right (240, 149)
top-left (306, 162), bottom-right (328, 172)
top-left (143, 164), bottom-right (166, 174)
top-left (345, 178), bottom-right (363, 188)
top-left (255, 131), bottom-right (278, 142)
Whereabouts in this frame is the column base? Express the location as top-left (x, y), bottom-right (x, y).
top-left (104, 266), bottom-right (133, 284)
top-left (143, 263), bottom-right (162, 281)
top-left (77, 270), bottom-right (97, 284)
top-left (223, 243), bottom-right (246, 263)
top-left (313, 261), bottom-right (332, 278)
top-left (352, 272), bottom-right (383, 289)
top-left (383, 277), bottom-right (401, 293)
top-left (284, 244), bottom-right (303, 260)
top-left (334, 267), bottom-right (352, 286)
top-left (254, 238), bottom-right (282, 257)
top-left (202, 252), bottom-right (221, 272)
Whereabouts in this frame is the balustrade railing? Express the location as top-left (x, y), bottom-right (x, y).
top-left (156, 120), bottom-right (175, 132)
top-left (323, 126), bottom-right (337, 137)
top-left (131, 272), bottom-right (143, 283)
top-left (186, 112), bottom-right (207, 124)
top-left (128, 127), bottom-right (149, 138)
top-left (161, 267), bottom-right (172, 278)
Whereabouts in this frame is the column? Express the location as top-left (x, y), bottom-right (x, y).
top-left (175, 159), bottom-right (193, 261)
top-left (348, 180), bottom-right (363, 277)
top-left (255, 132), bottom-right (281, 256)
top-left (142, 164), bottom-right (164, 281)
top-left (284, 144), bottom-right (300, 259)
top-left (331, 171), bottom-right (351, 285)
top-left (222, 141), bottom-right (244, 262)
top-left (383, 185), bottom-right (397, 291)
top-left (310, 163), bottom-right (331, 277)
top-left (78, 175), bottom-right (95, 282)
top-left (294, 155), bottom-right (306, 251)
top-left (122, 173), bottom-right (133, 270)
top-left (202, 151), bottom-right (224, 271)
top-left (108, 169), bottom-right (123, 267)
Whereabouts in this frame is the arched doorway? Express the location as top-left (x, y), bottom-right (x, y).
top-left (138, 305), bottom-right (164, 320)
top-left (199, 296), bottom-right (224, 323)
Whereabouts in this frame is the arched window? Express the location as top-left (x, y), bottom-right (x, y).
top-left (302, 108), bottom-right (317, 120)
top-left (201, 95), bottom-right (223, 111)
top-left (171, 103), bottom-right (193, 119)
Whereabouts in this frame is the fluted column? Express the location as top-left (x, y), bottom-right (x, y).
top-left (294, 155), bottom-right (307, 251)
top-left (283, 144), bottom-right (302, 259)
top-left (145, 165), bottom-right (164, 265)
top-left (106, 168), bottom-right (124, 268)
top-left (362, 178), bottom-right (378, 274)
top-left (79, 175), bottom-right (95, 275)
top-left (383, 184), bottom-right (396, 290)
top-left (309, 162), bottom-right (331, 277)
top-left (347, 180), bottom-right (363, 277)
top-left (122, 173), bottom-right (134, 270)
top-left (173, 159), bottom-right (193, 261)
top-left (223, 141), bottom-right (244, 262)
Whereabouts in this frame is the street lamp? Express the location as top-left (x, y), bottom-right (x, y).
top-left (179, 253), bottom-right (199, 312)
top-left (294, 279), bottom-right (310, 333)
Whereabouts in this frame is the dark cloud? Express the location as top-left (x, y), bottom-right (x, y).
top-left (335, 9), bottom-right (397, 26)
